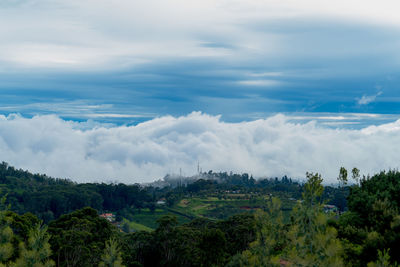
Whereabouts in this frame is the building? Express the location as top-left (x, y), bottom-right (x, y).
top-left (323, 204), bottom-right (338, 213)
top-left (99, 213), bottom-right (115, 222)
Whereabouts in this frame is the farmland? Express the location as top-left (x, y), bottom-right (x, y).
top-left (122, 191), bottom-right (298, 231)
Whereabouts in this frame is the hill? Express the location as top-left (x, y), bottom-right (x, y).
top-left (1, 161), bottom-right (348, 229)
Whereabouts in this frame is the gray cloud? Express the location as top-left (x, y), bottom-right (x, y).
top-left (1, 0), bottom-right (400, 74)
top-left (0, 112), bottom-right (399, 184)
top-left (1, 0), bottom-right (400, 120)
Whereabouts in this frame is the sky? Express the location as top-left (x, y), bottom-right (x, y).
top-left (1, 0), bottom-right (400, 183)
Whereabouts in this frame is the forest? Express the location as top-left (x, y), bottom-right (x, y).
top-left (1, 162), bottom-right (399, 266)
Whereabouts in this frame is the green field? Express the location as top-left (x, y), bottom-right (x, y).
top-left (177, 193), bottom-right (295, 215)
top-left (122, 218), bottom-right (153, 232)
top-left (123, 193), bottom-right (297, 231)
top-left (122, 208), bottom-right (191, 230)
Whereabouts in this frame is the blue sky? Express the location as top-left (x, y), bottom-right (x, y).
top-left (1, 0), bottom-right (400, 182)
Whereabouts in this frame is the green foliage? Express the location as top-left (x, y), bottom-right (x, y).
top-left (286, 220), bottom-right (344, 267)
top-left (230, 173), bottom-right (344, 267)
top-left (368, 249), bottom-right (397, 267)
top-left (12, 224), bottom-right (55, 267)
top-left (225, 253), bottom-right (251, 267)
top-left (303, 172), bottom-right (324, 207)
top-left (0, 162), bottom-right (154, 223)
top-left (338, 167), bottom-right (348, 187)
top-left (7, 212), bottom-right (41, 243)
top-left (198, 228), bottom-right (227, 267)
top-left (351, 168), bottom-right (360, 185)
top-left (1, 194), bottom-right (54, 267)
top-left (154, 215), bottom-right (202, 266)
top-left (235, 198), bottom-right (284, 266)
top-left (0, 195), bottom-right (14, 265)
top-left (0, 161), bottom-right (349, 227)
top-left (346, 170), bottom-right (400, 265)
top-left (99, 238), bottom-right (125, 267)
top-left (287, 173), bottom-right (344, 266)
top-left (7, 163), bottom-right (400, 267)
top-left (215, 213), bottom-right (257, 255)
top-left (119, 213), bottom-right (256, 267)
top-left (48, 207), bottom-right (115, 267)
top-left (0, 223), bottom-right (14, 264)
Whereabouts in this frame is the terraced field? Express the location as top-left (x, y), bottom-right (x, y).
top-left (123, 192), bottom-right (297, 231)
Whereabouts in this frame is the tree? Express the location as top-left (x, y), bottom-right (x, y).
top-left (351, 168), bottom-right (360, 185)
top-left (367, 249), bottom-right (397, 267)
top-left (198, 228), bottom-right (227, 267)
top-left (153, 215), bottom-right (202, 266)
top-left (215, 213), bottom-right (257, 256)
top-left (346, 170), bottom-right (400, 265)
top-left (99, 238), bottom-right (125, 267)
top-left (303, 172), bottom-right (324, 207)
top-left (0, 197), bottom-right (14, 266)
top-left (338, 167), bottom-right (348, 187)
top-left (7, 212), bottom-right (41, 242)
top-left (12, 224), bottom-right (55, 267)
top-left (287, 172), bottom-right (344, 266)
top-left (48, 207), bottom-right (114, 267)
top-left (234, 198), bottom-right (284, 267)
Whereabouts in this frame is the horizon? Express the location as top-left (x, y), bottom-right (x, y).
top-left (0, 158), bottom-right (365, 186)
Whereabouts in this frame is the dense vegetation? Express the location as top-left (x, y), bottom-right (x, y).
top-left (0, 162), bottom-right (153, 222)
top-left (1, 162), bottom-right (400, 266)
top-left (0, 162), bottom-right (348, 223)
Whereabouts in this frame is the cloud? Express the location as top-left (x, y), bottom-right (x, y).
top-left (357, 91), bottom-right (383, 105)
top-left (1, 0), bottom-right (400, 72)
top-left (0, 112), bottom-right (399, 184)
top-left (237, 80), bottom-right (281, 87)
top-left (1, 0), bottom-right (400, 120)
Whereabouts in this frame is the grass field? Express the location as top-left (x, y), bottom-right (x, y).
top-left (172, 195), bottom-right (284, 219)
top-left (122, 208), bottom-right (191, 230)
top-left (123, 193), bottom-right (297, 230)
top-left (122, 218), bottom-right (153, 232)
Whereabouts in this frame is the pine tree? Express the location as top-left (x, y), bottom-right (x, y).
top-left (286, 172), bottom-right (344, 267)
top-left (99, 238), bottom-right (125, 267)
top-left (228, 198), bottom-right (284, 267)
top-left (367, 249), bottom-right (398, 267)
top-left (12, 224), bottom-right (55, 267)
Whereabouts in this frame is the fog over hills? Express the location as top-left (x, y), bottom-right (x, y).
top-left (0, 112), bottom-right (399, 184)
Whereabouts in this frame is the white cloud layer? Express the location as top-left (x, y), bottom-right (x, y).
top-left (0, 112), bottom-right (399, 184)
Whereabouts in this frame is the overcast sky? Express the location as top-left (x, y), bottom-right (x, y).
top-left (1, 0), bottom-right (400, 183)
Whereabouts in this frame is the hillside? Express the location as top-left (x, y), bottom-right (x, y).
top-left (0, 162), bottom-right (348, 228)
top-left (1, 162), bottom-right (400, 265)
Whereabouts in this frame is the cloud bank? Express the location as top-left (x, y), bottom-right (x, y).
top-left (0, 112), bottom-right (399, 184)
